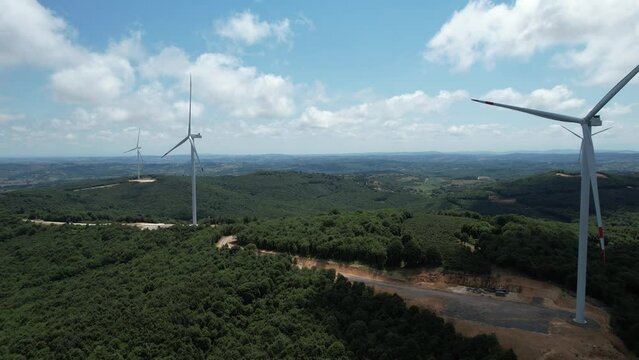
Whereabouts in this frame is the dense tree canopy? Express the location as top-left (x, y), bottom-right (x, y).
top-left (461, 215), bottom-right (639, 355)
top-left (0, 216), bottom-right (515, 359)
top-left (237, 210), bottom-right (465, 270)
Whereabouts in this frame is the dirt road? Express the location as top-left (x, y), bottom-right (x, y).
top-left (26, 219), bottom-right (173, 230)
top-left (343, 272), bottom-right (570, 334)
top-left (294, 258), bottom-right (632, 360)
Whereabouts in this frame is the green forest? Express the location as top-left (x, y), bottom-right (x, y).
top-left (0, 173), bottom-right (423, 223)
top-left (236, 210), bottom-right (487, 272)
top-left (0, 213), bottom-right (515, 359)
top-left (463, 214), bottom-right (639, 355)
top-left (3, 169), bottom-right (639, 357)
top-left (233, 206), bottom-right (639, 355)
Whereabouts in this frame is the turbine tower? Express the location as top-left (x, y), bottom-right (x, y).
top-left (162, 75), bottom-right (203, 225)
top-left (472, 64), bottom-right (639, 324)
top-left (124, 128), bottom-right (143, 180)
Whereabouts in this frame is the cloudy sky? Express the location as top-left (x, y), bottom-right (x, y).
top-left (0, 0), bottom-right (638, 157)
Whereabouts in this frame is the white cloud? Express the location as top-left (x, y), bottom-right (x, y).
top-left (215, 11), bottom-right (291, 45)
top-left (295, 14), bottom-right (315, 31)
top-left (425, 0), bottom-right (639, 84)
top-left (50, 54), bottom-right (136, 104)
top-left (107, 31), bottom-right (146, 62)
top-left (0, 0), bottom-right (144, 107)
top-left (1, 1), bottom-right (296, 135)
top-left (295, 90), bottom-right (468, 132)
top-left (447, 123), bottom-right (502, 137)
top-left (298, 106), bottom-right (360, 130)
top-left (237, 120), bottom-right (289, 137)
top-left (219, 90), bottom-right (468, 141)
top-left (10, 125), bottom-right (27, 132)
top-left (0, 0), bottom-right (86, 68)
top-left (140, 48), bottom-right (296, 118)
top-left (139, 46), bottom-right (190, 79)
top-left (57, 82), bottom-right (205, 130)
top-left (0, 112), bottom-right (25, 122)
top-left (191, 53), bottom-right (295, 118)
top-left (600, 102), bottom-right (633, 117)
top-left (481, 85), bottom-right (585, 112)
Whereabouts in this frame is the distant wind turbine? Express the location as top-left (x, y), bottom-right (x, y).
top-left (472, 64), bottom-right (639, 324)
top-left (124, 128), bottom-right (143, 180)
top-left (161, 75), bottom-right (203, 226)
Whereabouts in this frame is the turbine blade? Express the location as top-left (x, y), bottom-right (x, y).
top-left (190, 137), bottom-right (204, 172)
top-left (188, 74), bottom-right (192, 136)
top-left (138, 149), bottom-right (144, 164)
top-left (593, 126), bottom-right (613, 136)
top-left (471, 99), bottom-right (582, 124)
top-left (561, 125), bottom-right (582, 139)
top-left (583, 64), bottom-right (639, 121)
top-left (136, 128), bottom-right (140, 147)
top-left (583, 128), bottom-right (606, 261)
top-left (124, 147), bottom-right (137, 153)
top-left (161, 136), bottom-right (189, 158)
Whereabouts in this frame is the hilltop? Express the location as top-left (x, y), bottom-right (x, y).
top-left (1, 172), bottom-right (422, 223)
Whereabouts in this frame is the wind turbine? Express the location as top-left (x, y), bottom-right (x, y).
top-left (124, 128), bottom-right (143, 180)
top-left (161, 75), bottom-right (203, 225)
top-left (472, 64), bottom-right (639, 324)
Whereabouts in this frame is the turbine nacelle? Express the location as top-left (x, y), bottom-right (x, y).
top-left (590, 115), bottom-right (602, 127)
top-left (191, 133), bottom-right (202, 139)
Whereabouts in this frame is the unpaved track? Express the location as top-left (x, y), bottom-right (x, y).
top-left (343, 273), bottom-right (570, 333)
top-left (295, 258), bottom-right (633, 360)
top-left (27, 219), bottom-right (173, 230)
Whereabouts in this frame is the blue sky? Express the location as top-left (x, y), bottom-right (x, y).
top-left (0, 0), bottom-right (638, 156)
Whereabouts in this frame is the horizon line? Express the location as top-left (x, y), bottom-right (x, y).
top-left (1, 149), bottom-right (639, 159)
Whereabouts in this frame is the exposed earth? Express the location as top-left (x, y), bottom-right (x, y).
top-left (26, 219), bottom-right (173, 230)
top-left (296, 257), bottom-right (633, 360)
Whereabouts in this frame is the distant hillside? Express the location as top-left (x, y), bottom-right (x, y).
top-left (445, 171), bottom-right (639, 222)
top-left (0, 172), bottom-right (424, 223)
top-left (3, 151), bottom-right (639, 189)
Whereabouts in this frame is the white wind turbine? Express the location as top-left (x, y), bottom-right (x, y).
top-left (472, 64), bottom-right (639, 324)
top-left (162, 75), bottom-right (203, 226)
top-left (124, 128), bottom-right (143, 180)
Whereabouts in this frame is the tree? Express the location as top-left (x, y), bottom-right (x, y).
top-left (403, 238), bottom-right (424, 267)
top-left (386, 239), bottom-right (404, 267)
top-left (425, 247), bottom-right (443, 266)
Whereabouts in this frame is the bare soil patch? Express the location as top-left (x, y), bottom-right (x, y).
top-left (128, 178), bottom-right (157, 183)
top-left (489, 194), bottom-right (517, 204)
top-left (26, 219), bottom-right (173, 230)
top-left (295, 258), bottom-right (633, 360)
top-left (216, 235), bottom-right (237, 249)
top-left (555, 172), bottom-right (608, 179)
top-left (72, 183), bottom-right (120, 191)
top-left (129, 222), bottom-right (172, 230)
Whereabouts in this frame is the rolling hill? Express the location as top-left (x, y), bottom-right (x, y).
top-left (0, 172), bottom-right (424, 223)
